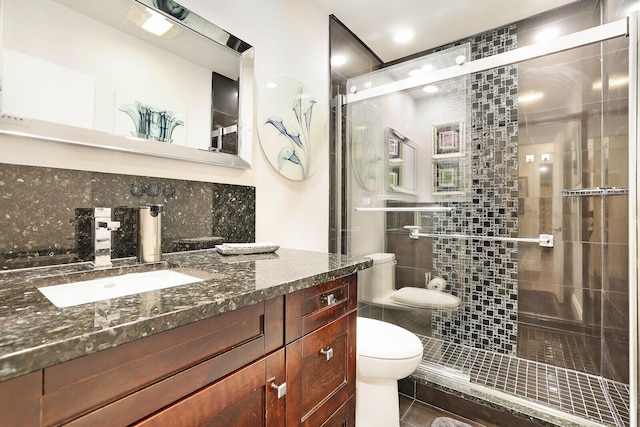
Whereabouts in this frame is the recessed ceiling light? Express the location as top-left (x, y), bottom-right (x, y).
top-left (408, 69), bottom-right (423, 78)
top-left (141, 8), bottom-right (174, 36)
top-left (535, 28), bottom-right (560, 43)
top-left (423, 85), bottom-right (439, 93)
top-left (592, 75), bottom-right (629, 90)
top-left (519, 91), bottom-right (544, 104)
top-left (126, 4), bottom-right (181, 38)
top-left (421, 64), bottom-right (434, 73)
top-left (331, 54), bottom-right (347, 66)
top-left (393, 28), bottom-right (414, 43)
top-left (266, 82), bottom-right (277, 89)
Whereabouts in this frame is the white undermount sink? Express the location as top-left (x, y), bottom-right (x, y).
top-left (38, 269), bottom-right (205, 308)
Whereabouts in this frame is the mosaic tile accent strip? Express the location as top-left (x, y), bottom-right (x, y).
top-left (416, 334), bottom-right (629, 427)
top-left (428, 24), bottom-right (520, 354)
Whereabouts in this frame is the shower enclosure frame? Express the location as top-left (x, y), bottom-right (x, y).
top-left (339, 14), bottom-right (639, 425)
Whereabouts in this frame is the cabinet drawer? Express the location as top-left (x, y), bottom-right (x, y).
top-left (43, 296), bottom-right (283, 426)
top-left (134, 349), bottom-right (286, 427)
top-left (286, 274), bottom-right (357, 343)
top-left (286, 312), bottom-right (356, 427)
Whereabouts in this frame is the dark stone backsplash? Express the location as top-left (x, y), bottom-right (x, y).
top-left (0, 163), bottom-right (255, 270)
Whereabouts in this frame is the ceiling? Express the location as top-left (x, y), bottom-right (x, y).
top-left (310, 0), bottom-right (581, 62)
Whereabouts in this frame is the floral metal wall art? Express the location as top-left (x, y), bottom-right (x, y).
top-left (258, 77), bottom-right (325, 180)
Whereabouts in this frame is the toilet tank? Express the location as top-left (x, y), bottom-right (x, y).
top-left (358, 253), bottom-right (395, 303)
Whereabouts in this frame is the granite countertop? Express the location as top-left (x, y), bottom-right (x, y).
top-left (0, 248), bottom-right (372, 382)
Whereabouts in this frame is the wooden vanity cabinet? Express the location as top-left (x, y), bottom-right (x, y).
top-left (0, 371), bottom-right (41, 426)
top-left (285, 274), bottom-right (358, 427)
top-left (2, 273), bottom-right (358, 427)
top-left (43, 297), bottom-right (284, 427)
top-left (136, 273), bottom-right (358, 427)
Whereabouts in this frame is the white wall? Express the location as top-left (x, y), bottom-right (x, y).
top-left (0, 0), bottom-right (330, 252)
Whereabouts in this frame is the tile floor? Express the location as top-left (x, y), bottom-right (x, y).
top-left (417, 335), bottom-right (630, 427)
top-left (399, 394), bottom-right (484, 427)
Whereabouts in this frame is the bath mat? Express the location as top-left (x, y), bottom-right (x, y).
top-left (430, 417), bottom-right (474, 427)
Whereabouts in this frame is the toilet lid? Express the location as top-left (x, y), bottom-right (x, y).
top-left (390, 287), bottom-right (461, 309)
top-left (357, 317), bottom-right (423, 359)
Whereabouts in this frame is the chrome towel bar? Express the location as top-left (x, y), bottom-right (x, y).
top-left (403, 226), bottom-right (554, 247)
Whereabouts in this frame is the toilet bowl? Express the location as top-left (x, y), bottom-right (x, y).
top-left (356, 317), bottom-right (423, 427)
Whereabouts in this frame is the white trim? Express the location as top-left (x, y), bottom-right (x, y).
top-left (628, 11), bottom-right (639, 427)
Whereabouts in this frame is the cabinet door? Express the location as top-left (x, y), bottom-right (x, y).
top-left (0, 371), bottom-right (41, 427)
top-left (134, 349), bottom-right (286, 427)
top-left (320, 396), bottom-right (355, 427)
top-left (286, 313), bottom-right (356, 427)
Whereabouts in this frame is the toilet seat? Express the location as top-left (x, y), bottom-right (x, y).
top-left (357, 317), bottom-right (423, 360)
top-left (390, 287), bottom-right (460, 309)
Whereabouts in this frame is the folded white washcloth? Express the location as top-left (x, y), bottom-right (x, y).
top-left (215, 242), bottom-right (279, 255)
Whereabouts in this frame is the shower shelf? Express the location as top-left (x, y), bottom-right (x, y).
top-left (561, 187), bottom-right (628, 197)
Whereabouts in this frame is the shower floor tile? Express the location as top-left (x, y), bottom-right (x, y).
top-left (416, 335), bottom-right (629, 427)
top-left (517, 323), bottom-right (600, 376)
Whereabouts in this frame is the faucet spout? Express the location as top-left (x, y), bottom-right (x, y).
top-left (93, 208), bottom-right (120, 268)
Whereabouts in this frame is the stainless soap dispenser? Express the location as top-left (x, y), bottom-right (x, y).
top-left (137, 204), bottom-right (163, 262)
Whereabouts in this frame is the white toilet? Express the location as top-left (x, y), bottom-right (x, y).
top-left (356, 317), bottom-right (423, 427)
top-left (358, 253), bottom-right (461, 311)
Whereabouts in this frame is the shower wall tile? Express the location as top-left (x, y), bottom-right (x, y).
top-left (602, 290), bottom-right (629, 383)
top-left (387, 231), bottom-right (434, 289)
top-left (583, 288), bottom-right (603, 329)
top-left (605, 243), bottom-right (628, 293)
top-left (432, 24), bottom-right (520, 353)
top-left (0, 163), bottom-right (256, 270)
top-left (601, 338), bottom-right (629, 384)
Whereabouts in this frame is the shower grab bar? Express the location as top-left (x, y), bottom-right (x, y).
top-left (355, 206), bottom-right (453, 212)
top-left (403, 226), bottom-right (554, 247)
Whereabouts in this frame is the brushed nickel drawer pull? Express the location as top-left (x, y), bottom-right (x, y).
top-left (270, 381), bottom-right (287, 398)
top-left (321, 293), bottom-right (336, 306)
top-left (320, 347), bottom-right (334, 361)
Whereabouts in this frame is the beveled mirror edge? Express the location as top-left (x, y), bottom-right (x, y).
top-left (0, 0), bottom-right (254, 169)
top-left (237, 48), bottom-right (255, 169)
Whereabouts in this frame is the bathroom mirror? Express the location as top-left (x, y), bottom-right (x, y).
top-left (0, 0), bottom-right (254, 168)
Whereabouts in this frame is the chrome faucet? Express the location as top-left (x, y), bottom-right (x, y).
top-left (93, 207), bottom-right (121, 268)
